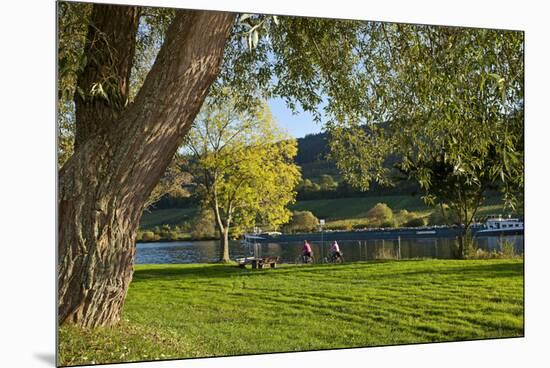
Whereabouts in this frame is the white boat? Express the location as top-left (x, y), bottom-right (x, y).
top-left (240, 234), bottom-right (265, 259)
top-left (416, 230), bottom-right (437, 235)
top-left (240, 234), bottom-right (265, 245)
top-left (475, 215), bottom-right (523, 235)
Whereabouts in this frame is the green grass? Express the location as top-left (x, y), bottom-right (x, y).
top-left (59, 259), bottom-right (524, 366)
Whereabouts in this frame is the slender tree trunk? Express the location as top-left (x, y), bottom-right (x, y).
top-left (213, 211), bottom-right (231, 263)
top-left (457, 232), bottom-right (465, 259)
top-left (58, 6), bottom-right (235, 328)
top-left (212, 189), bottom-right (232, 263)
top-left (219, 226), bottom-right (230, 263)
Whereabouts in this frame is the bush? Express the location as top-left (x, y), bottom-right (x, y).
top-left (190, 208), bottom-right (217, 239)
top-left (397, 209), bottom-right (411, 218)
top-left (319, 174), bottom-right (338, 191)
top-left (366, 203), bottom-right (393, 222)
top-left (380, 219), bottom-right (398, 228)
top-left (403, 217), bottom-right (426, 227)
top-left (284, 211), bottom-right (319, 233)
top-left (470, 248), bottom-right (494, 259)
top-left (500, 240), bottom-right (516, 258)
top-left (325, 223), bottom-right (352, 231)
top-left (465, 240), bottom-right (521, 260)
top-left (141, 231), bottom-right (160, 242)
top-left (428, 205), bottom-right (460, 226)
top-left (166, 231), bottom-right (180, 241)
top-left (456, 233), bottom-right (477, 258)
top-left (375, 246), bottom-right (397, 259)
top-left (396, 209), bottom-right (419, 226)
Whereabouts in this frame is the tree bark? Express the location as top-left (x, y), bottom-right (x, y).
top-left (74, 4), bottom-right (141, 148)
top-left (212, 192), bottom-right (231, 263)
top-left (457, 233), bottom-right (465, 259)
top-left (219, 227), bottom-right (230, 263)
top-left (58, 6), bottom-right (235, 328)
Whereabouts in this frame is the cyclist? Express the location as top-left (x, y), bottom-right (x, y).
top-left (302, 240), bottom-right (313, 263)
top-left (329, 241), bottom-right (343, 262)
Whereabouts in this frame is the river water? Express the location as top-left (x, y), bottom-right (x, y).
top-left (135, 234), bottom-right (524, 264)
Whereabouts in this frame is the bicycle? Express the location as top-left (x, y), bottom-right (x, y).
top-left (295, 253), bottom-right (315, 264)
top-left (324, 252), bottom-right (344, 264)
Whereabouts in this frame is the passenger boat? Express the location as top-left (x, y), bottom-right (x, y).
top-left (474, 215), bottom-right (524, 235)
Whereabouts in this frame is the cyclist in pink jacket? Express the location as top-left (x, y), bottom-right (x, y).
top-left (302, 240), bottom-right (313, 262)
top-left (330, 241), bottom-right (342, 260)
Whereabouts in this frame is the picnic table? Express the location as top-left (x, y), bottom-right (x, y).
top-left (236, 256), bottom-right (280, 269)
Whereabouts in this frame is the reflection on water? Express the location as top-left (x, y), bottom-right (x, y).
top-left (135, 234), bottom-right (523, 264)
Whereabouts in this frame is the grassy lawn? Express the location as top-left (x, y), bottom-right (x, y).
top-left (59, 259), bottom-right (523, 366)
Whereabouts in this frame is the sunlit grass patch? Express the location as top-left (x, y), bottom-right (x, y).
top-left (59, 259), bottom-right (523, 366)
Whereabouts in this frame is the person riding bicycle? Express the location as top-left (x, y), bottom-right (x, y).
top-left (302, 240), bottom-right (313, 262)
top-left (330, 241), bottom-right (342, 261)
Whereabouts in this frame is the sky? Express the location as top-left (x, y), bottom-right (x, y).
top-left (268, 97), bottom-right (324, 138)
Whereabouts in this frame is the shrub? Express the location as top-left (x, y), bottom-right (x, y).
top-left (465, 241), bottom-right (521, 260)
top-left (326, 223), bottom-right (352, 231)
top-left (366, 203), bottom-right (393, 222)
top-left (396, 209), bottom-right (419, 226)
top-left (375, 246), bottom-right (396, 259)
top-left (166, 231), bottom-right (180, 241)
top-left (319, 174), bottom-right (338, 191)
top-left (470, 248), bottom-right (494, 259)
top-left (397, 209), bottom-right (413, 221)
top-left (403, 217), bottom-right (426, 227)
top-left (190, 208), bottom-right (217, 239)
top-left (380, 219), bottom-right (398, 228)
top-left (500, 240), bottom-right (516, 258)
top-left (456, 233), bottom-right (477, 258)
top-left (141, 231), bottom-right (160, 241)
top-left (428, 205), bottom-right (460, 226)
top-left (284, 211), bottom-right (319, 233)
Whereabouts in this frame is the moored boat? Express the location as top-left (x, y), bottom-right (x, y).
top-left (474, 215), bottom-right (523, 235)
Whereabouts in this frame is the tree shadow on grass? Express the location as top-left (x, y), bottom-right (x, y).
top-left (132, 264), bottom-right (254, 282)
top-left (131, 263), bottom-right (354, 282)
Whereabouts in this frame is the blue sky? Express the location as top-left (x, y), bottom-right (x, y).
top-left (268, 98), bottom-right (324, 138)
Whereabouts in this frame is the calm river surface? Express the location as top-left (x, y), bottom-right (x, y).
top-left (135, 234), bottom-right (524, 264)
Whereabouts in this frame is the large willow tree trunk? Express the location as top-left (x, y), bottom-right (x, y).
top-left (58, 4), bottom-right (235, 328)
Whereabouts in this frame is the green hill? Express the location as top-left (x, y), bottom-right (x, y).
top-left (291, 196), bottom-right (429, 220)
top-left (140, 207), bottom-right (197, 229)
top-left (140, 194), bottom-right (507, 231)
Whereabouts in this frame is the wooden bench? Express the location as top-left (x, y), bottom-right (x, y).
top-left (236, 256), bottom-right (280, 269)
